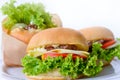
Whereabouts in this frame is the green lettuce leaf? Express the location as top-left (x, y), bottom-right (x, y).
top-left (60, 55), bottom-right (85, 78)
top-left (91, 42), bottom-right (120, 61)
top-left (1, 0), bottom-right (56, 30)
top-left (22, 54), bottom-right (103, 79)
top-left (22, 55), bottom-right (63, 75)
top-left (83, 55), bottom-right (103, 76)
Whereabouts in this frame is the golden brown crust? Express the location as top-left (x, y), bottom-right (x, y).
top-left (26, 69), bottom-right (66, 80)
top-left (80, 26), bottom-right (114, 41)
top-left (27, 28), bottom-right (88, 52)
top-left (26, 74), bottom-right (85, 80)
top-left (27, 76), bottom-right (66, 80)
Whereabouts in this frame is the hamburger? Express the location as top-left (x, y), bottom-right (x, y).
top-left (1, 0), bottom-right (62, 67)
top-left (80, 26), bottom-right (120, 66)
top-left (22, 28), bottom-right (105, 80)
top-left (1, 0), bottom-right (62, 44)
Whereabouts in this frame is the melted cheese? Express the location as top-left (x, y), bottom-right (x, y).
top-left (28, 48), bottom-right (89, 57)
top-left (49, 49), bottom-right (89, 57)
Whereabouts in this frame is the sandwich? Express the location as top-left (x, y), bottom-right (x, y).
top-left (80, 26), bottom-right (120, 66)
top-left (1, 0), bottom-right (62, 67)
top-left (22, 28), bottom-right (106, 80)
top-left (1, 0), bottom-right (62, 44)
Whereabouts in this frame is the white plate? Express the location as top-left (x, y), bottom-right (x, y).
top-left (2, 58), bottom-right (120, 80)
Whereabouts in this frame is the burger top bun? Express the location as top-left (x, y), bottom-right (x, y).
top-left (80, 26), bottom-right (114, 41)
top-left (27, 27), bottom-right (88, 52)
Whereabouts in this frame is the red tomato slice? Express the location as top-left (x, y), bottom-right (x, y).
top-left (42, 52), bottom-right (87, 60)
top-left (102, 40), bottom-right (116, 49)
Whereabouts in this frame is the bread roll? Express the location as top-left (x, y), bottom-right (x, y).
top-left (27, 27), bottom-right (88, 52)
top-left (79, 26), bottom-right (115, 66)
top-left (80, 26), bottom-right (114, 41)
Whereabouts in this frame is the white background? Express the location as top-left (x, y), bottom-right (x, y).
top-left (0, 0), bottom-right (120, 79)
top-left (0, 0), bottom-right (120, 37)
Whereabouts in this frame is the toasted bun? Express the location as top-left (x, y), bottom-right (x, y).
top-left (26, 69), bottom-right (66, 80)
top-left (26, 69), bottom-right (85, 80)
top-left (27, 28), bottom-right (88, 52)
top-left (27, 75), bottom-right (86, 80)
top-left (80, 26), bottom-right (114, 41)
top-left (27, 76), bottom-right (65, 80)
top-left (2, 14), bottom-right (62, 44)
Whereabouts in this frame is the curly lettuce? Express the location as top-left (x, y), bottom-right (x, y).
top-left (22, 54), bottom-right (103, 79)
top-left (1, 0), bottom-right (56, 30)
top-left (91, 42), bottom-right (120, 61)
top-left (83, 55), bottom-right (103, 76)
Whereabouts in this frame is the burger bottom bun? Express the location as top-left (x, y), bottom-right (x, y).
top-left (26, 69), bottom-right (66, 80)
top-left (97, 57), bottom-right (114, 67)
top-left (27, 76), bottom-right (66, 80)
top-left (26, 69), bottom-right (86, 80)
top-left (27, 74), bottom-right (87, 80)
top-left (102, 58), bottom-right (114, 67)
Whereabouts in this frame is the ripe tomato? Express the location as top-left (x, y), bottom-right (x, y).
top-left (102, 40), bottom-right (116, 49)
top-left (42, 52), bottom-right (87, 60)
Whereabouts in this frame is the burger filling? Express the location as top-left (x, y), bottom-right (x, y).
top-left (45, 44), bottom-right (79, 51)
top-left (88, 38), bottom-right (120, 63)
top-left (22, 44), bottom-right (103, 79)
top-left (88, 39), bottom-right (116, 49)
top-left (27, 44), bottom-right (89, 57)
top-left (88, 39), bottom-right (116, 52)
